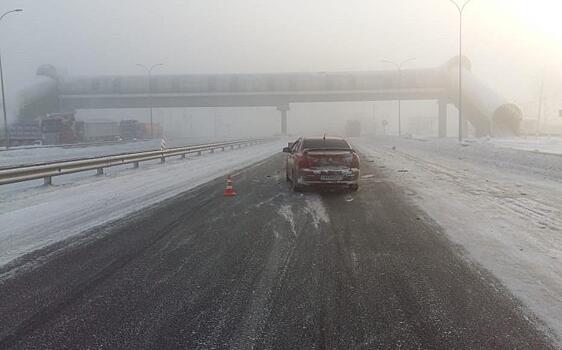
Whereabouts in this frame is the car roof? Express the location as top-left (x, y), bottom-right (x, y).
top-left (302, 136), bottom-right (346, 141)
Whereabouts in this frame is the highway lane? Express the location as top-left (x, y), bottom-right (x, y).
top-left (0, 153), bottom-right (555, 349)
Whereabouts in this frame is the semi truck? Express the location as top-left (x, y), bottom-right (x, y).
top-left (0, 122), bottom-right (42, 146)
top-left (76, 120), bottom-right (121, 142)
top-left (3, 112), bottom-right (162, 146)
top-left (119, 120), bottom-right (162, 140)
top-left (41, 112), bottom-right (80, 145)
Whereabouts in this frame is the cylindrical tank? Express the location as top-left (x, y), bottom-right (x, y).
top-left (444, 56), bottom-right (522, 137)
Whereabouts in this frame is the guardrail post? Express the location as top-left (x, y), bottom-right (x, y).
top-left (161, 155), bottom-right (166, 163)
top-left (181, 153), bottom-right (186, 159)
top-left (197, 151), bottom-right (202, 156)
top-left (210, 149), bottom-right (214, 153)
top-left (230, 145), bottom-right (234, 150)
top-left (133, 161), bottom-right (139, 168)
top-left (44, 176), bottom-right (52, 186)
top-left (97, 168), bottom-right (104, 176)
top-left (222, 147), bottom-right (225, 151)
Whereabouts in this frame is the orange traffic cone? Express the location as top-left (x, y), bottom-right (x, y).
top-left (224, 175), bottom-right (237, 196)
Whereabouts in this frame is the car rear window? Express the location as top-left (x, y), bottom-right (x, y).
top-left (302, 138), bottom-right (350, 150)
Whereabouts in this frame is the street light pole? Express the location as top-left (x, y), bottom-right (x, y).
top-left (0, 9), bottom-right (23, 149)
top-left (381, 58), bottom-right (416, 136)
top-left (536, 76), bottom-right (545, 138)
top-left (136, 63), bottom-right (163, 138)
top-left (449, 0), bottom-right (472, 142)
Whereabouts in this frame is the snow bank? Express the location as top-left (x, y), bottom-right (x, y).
top-left (353, 136), bottom-right (562, 343)
top-left (0, 140), bottom-right (283, 267)
top-left (491, 137), bottom-right (562, 156)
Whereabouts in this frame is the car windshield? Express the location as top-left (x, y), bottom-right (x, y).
top-left (302, 138), bottom-right (350, 150)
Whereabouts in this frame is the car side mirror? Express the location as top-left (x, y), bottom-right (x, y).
top-left (283, 147), bottom-right (291, 153)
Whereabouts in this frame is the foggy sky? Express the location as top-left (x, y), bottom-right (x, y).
top-left (0, 0), bottom-right (561, 130)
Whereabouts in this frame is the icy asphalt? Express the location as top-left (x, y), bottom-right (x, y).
top-left (354, 136), bottom-right (562, 342)
top-left (0, 140), bottom-right (283, 266)
top-left (0, 151), bottom-right (555, 349)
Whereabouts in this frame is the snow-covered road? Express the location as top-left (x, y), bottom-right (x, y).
top-left (0, 140), bottom-right (283, 268)
top-left (353, 136), bottom-right (562, 343)
top-left (3, 134), bottom-right (561, 343)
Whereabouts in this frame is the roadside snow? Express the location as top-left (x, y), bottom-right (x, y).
top-left (0, 136), bottom-right (227, 168)
top-left (0, 140), bottom-right (283, 267)
top-left (491, 137), bottom-right (562, 156)
top-left (354, 136), bottom-right (562, 343)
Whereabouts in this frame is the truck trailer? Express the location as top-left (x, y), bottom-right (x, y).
top-left (76, 120), bottom-right (120, 142)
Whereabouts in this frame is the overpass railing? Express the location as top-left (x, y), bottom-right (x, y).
top-left (0, 139), bottom-right (265, 186)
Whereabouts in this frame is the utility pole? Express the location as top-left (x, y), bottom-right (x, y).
top-left (448, 0), bottom-right (472, 141)
top-left (0, 9), bottom-right (23, 148)
top-left (372, 103), bottom-right (377, 135)
top-left (136, 63), bottom-right (164, 138)
top-left (536, 76), bottom-right (545, 138)
top-left (381, 58), bottom-right (416, 136)
top-left (213, 108), bottom-right (218, 138)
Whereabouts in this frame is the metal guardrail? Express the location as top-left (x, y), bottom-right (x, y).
top-left (0, 138), bottom-right (150, 152)
top-left (0, 139), bottom-right (264, 186)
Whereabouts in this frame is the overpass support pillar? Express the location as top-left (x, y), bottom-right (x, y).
top-left (462, 119), bottom-right (469, 139)
top-left (277, 104), bottom-right (290, 135)
top-left (438, 100), bottom-right (448, 138)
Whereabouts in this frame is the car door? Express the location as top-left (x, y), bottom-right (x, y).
top-left (287, 138), bottom-right (301, 180)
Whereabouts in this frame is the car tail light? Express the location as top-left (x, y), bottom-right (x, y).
top-left (351, 152), bottom-right (360, 168)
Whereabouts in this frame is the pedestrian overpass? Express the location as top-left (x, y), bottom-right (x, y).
top-left (17, 57), bottom-right (522, 137)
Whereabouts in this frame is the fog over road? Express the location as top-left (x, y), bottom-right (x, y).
top-left (0, 153), bottom-right (554, 349)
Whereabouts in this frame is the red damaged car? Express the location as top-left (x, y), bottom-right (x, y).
top-left (283, 136), bottom-right (360, 192)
